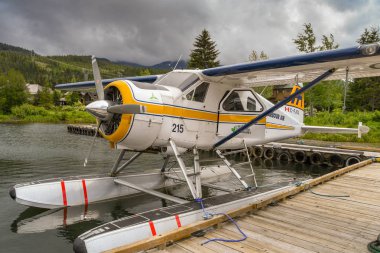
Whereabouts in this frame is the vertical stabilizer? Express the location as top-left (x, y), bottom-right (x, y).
top-left (284, 83), bottom-right (304, 123)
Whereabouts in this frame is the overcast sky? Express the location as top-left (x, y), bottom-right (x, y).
top-left (0, 0), bottom-right (378, 65)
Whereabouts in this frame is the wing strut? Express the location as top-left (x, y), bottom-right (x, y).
top-left (213, 68), bottom-right (336, 149)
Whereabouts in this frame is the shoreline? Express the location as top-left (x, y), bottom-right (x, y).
top-left (2, 121), bottom-right (378, 147)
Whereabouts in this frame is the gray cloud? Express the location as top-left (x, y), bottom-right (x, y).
top-left (0, 0), bottom-right (378, 65)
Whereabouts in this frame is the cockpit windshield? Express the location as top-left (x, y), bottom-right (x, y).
top-left (154, 71), bottom-right (199, 91)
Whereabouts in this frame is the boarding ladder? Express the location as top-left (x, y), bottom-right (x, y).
top-left (215, 141), bottom-right (258, 189)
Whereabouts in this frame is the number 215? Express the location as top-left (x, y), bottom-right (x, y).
top-left (172, 124), bottom-right (184, 133)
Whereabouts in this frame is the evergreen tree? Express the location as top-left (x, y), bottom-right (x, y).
top-left (66, 91), bottom-right (81, 105)
top-left (293, 23), bottom-right (339, 52)
top-left (0, 69), bottom-right (28, 113)
top-left (249, 50), bottom-right (271, 98)
top-left (320, 34), bottom-right (339, 51)
top-left (347, 26), bottom-right (380, 111)
top-left (34, 87), bottom-right (53, 107)
top-left (293, 23), bottom-right (341, 114)
top-left (356, 26), bottom-right (380, 44)
top-left (52, 90), bottom-right (62, 106)
top-left (188, 29), bottom-right (220, 69)
top-left (249, 50), bottom-right (268, 62)
top-left (139, 69), bottom-right (151, 76)
top-left (293, 23), bottom-right (318, 53)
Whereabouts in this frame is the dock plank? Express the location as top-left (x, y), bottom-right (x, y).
top-left (238, 216), bottom-right (342, 253)
top-left (111, 160), bottom-right (380, 253)
top-left (211, 226), bottom-right (286, 253)
top-left (255, 208), bottom-right (370, 247)
top-left (242, 215), bottom-right (357, 252)
top-left (219, 225), bottom-right (313, 253)
top-left (272, 204), bottom-right (379, 237)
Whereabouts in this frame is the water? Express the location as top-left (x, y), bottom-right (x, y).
top-left (0, 124), bottom-right (335, 252)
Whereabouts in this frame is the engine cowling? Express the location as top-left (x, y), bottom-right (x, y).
top-left (100, 80), bottom-right (164, 150)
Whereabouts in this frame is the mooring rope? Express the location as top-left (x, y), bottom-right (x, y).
top-left (309, 189), bottom-right (350, 198)
top-left (194, 198), bottom-right (247, 245)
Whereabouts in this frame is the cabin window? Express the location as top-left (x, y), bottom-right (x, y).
top-left (186, 82), bottom-right (210, 103)
top-left (222, 90), bottom-right (263, 112)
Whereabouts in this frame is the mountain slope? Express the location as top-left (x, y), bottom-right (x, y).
top-left (0, 43), bottom-right (168, 86)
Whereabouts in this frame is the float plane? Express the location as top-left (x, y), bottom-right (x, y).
top-left (10, 43), bottom-right (380, 209)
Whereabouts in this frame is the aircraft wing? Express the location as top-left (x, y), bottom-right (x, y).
top-left (201, 43), bottom-right (380, 86)
top-left (55, 75), bottom-right (161, 91)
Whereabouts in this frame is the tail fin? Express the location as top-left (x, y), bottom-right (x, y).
top-left (285, 83), bottom-right (304, 123)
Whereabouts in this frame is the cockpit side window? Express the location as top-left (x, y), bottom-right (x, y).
top-left (185, 82), bottom-right (210, 103)
top-left (192, 82), bottom-right (209, 102)
top-left (186, 90), bottom-right (194, 100)
top-left (222, 90), bottom-right (263, 112)
top-left (178, 75), bottom-right (200, 91)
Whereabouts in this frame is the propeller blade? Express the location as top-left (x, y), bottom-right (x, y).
top-left (84, 123), bottom-right (101, 167)
top-left (91, 55), bottom-right (104, 100)
top-left (107, 104), bottom-right (146, 114)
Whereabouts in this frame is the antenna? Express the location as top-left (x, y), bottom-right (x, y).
top-left (155, 54), bottom-right (183, 86)
top-left (172, 54), bottom-right (183, 70)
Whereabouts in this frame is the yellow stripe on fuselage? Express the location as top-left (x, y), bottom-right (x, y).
top-left (219, 114), bottom-right (266, 124)
top-left (265, 123), bottom-right (295, 130)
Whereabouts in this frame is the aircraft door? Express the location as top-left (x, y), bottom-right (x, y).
top-left (217, 89), bottom-right (265, 138)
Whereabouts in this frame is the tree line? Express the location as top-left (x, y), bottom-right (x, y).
top-left (187, 25), bottom-right (380, 113)
top-left (0, 25), bottom-right (379, 115)
top-left (0, 46), bottom-right (164, 113)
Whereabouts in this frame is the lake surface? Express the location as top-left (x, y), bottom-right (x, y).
top-left (0, 124), bottom-right (335, 252)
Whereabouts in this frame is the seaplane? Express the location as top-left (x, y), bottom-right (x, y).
top-left (9, 43), bottom-right (380, 253)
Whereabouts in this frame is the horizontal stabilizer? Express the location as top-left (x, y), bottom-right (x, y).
top-left (302, 122), bottom-right (369, 138)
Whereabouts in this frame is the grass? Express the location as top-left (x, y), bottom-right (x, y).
top-left (0, 104), bottom-right (95, 124)
top-left (303, 110), bottom-right (380, 143)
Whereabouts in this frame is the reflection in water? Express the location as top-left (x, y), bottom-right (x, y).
top-left (0, 124), bottom-right (335, 252)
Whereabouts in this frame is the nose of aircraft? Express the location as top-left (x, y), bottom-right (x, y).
top-left (85, 100), bottom-right (113, 121)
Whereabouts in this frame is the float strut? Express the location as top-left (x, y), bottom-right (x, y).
top-left (161, 156), bottom-right (170, 172)
top-left (169, 139), bottom-right (199, 199)
top-left (111, 151), bottom-right (142, 176)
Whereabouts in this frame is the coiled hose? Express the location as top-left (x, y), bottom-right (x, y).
top-left (368, 234), bottom-right (380, 253)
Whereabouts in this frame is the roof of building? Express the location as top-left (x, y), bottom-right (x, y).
top-left (25, 84), bottom-right (43, 95)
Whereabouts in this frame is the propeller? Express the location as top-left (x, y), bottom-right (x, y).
top-left (92, 55), bottom-right (104, 100)
top-left (83, 56), bottom-right (145, 167)
top-left (83, 122), bottom-right (101, 167)
top-left (107, 104), bottom-right (146, 114)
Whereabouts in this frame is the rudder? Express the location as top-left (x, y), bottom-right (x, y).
top-left (284, 83), bottom-right (304, 123)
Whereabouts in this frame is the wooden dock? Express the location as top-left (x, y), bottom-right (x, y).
top-left (106, 158), bottom-right (380, 253)
top-left (67, 124), bottom-right (100, 137)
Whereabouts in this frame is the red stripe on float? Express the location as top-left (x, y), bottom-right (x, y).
top-left (175, 215), bottom-right (182, 228)
top-left (60, 180), bottom-right (67, 206)
top-left (63, 207), bottom-right (67, 226)
top-left (81, 179), bottom-right (88, 205)
top-left (149, 221), bottom-right (157, 236)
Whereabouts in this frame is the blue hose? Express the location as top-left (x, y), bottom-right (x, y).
top-left (195, 198), bottom-right (247, 245)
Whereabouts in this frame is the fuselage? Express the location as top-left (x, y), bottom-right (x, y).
top-left (100, 70), bottom-right (304, 151)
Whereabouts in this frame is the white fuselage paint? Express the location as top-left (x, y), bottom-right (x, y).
top-left (115, 75), bottom-right (303, 151)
